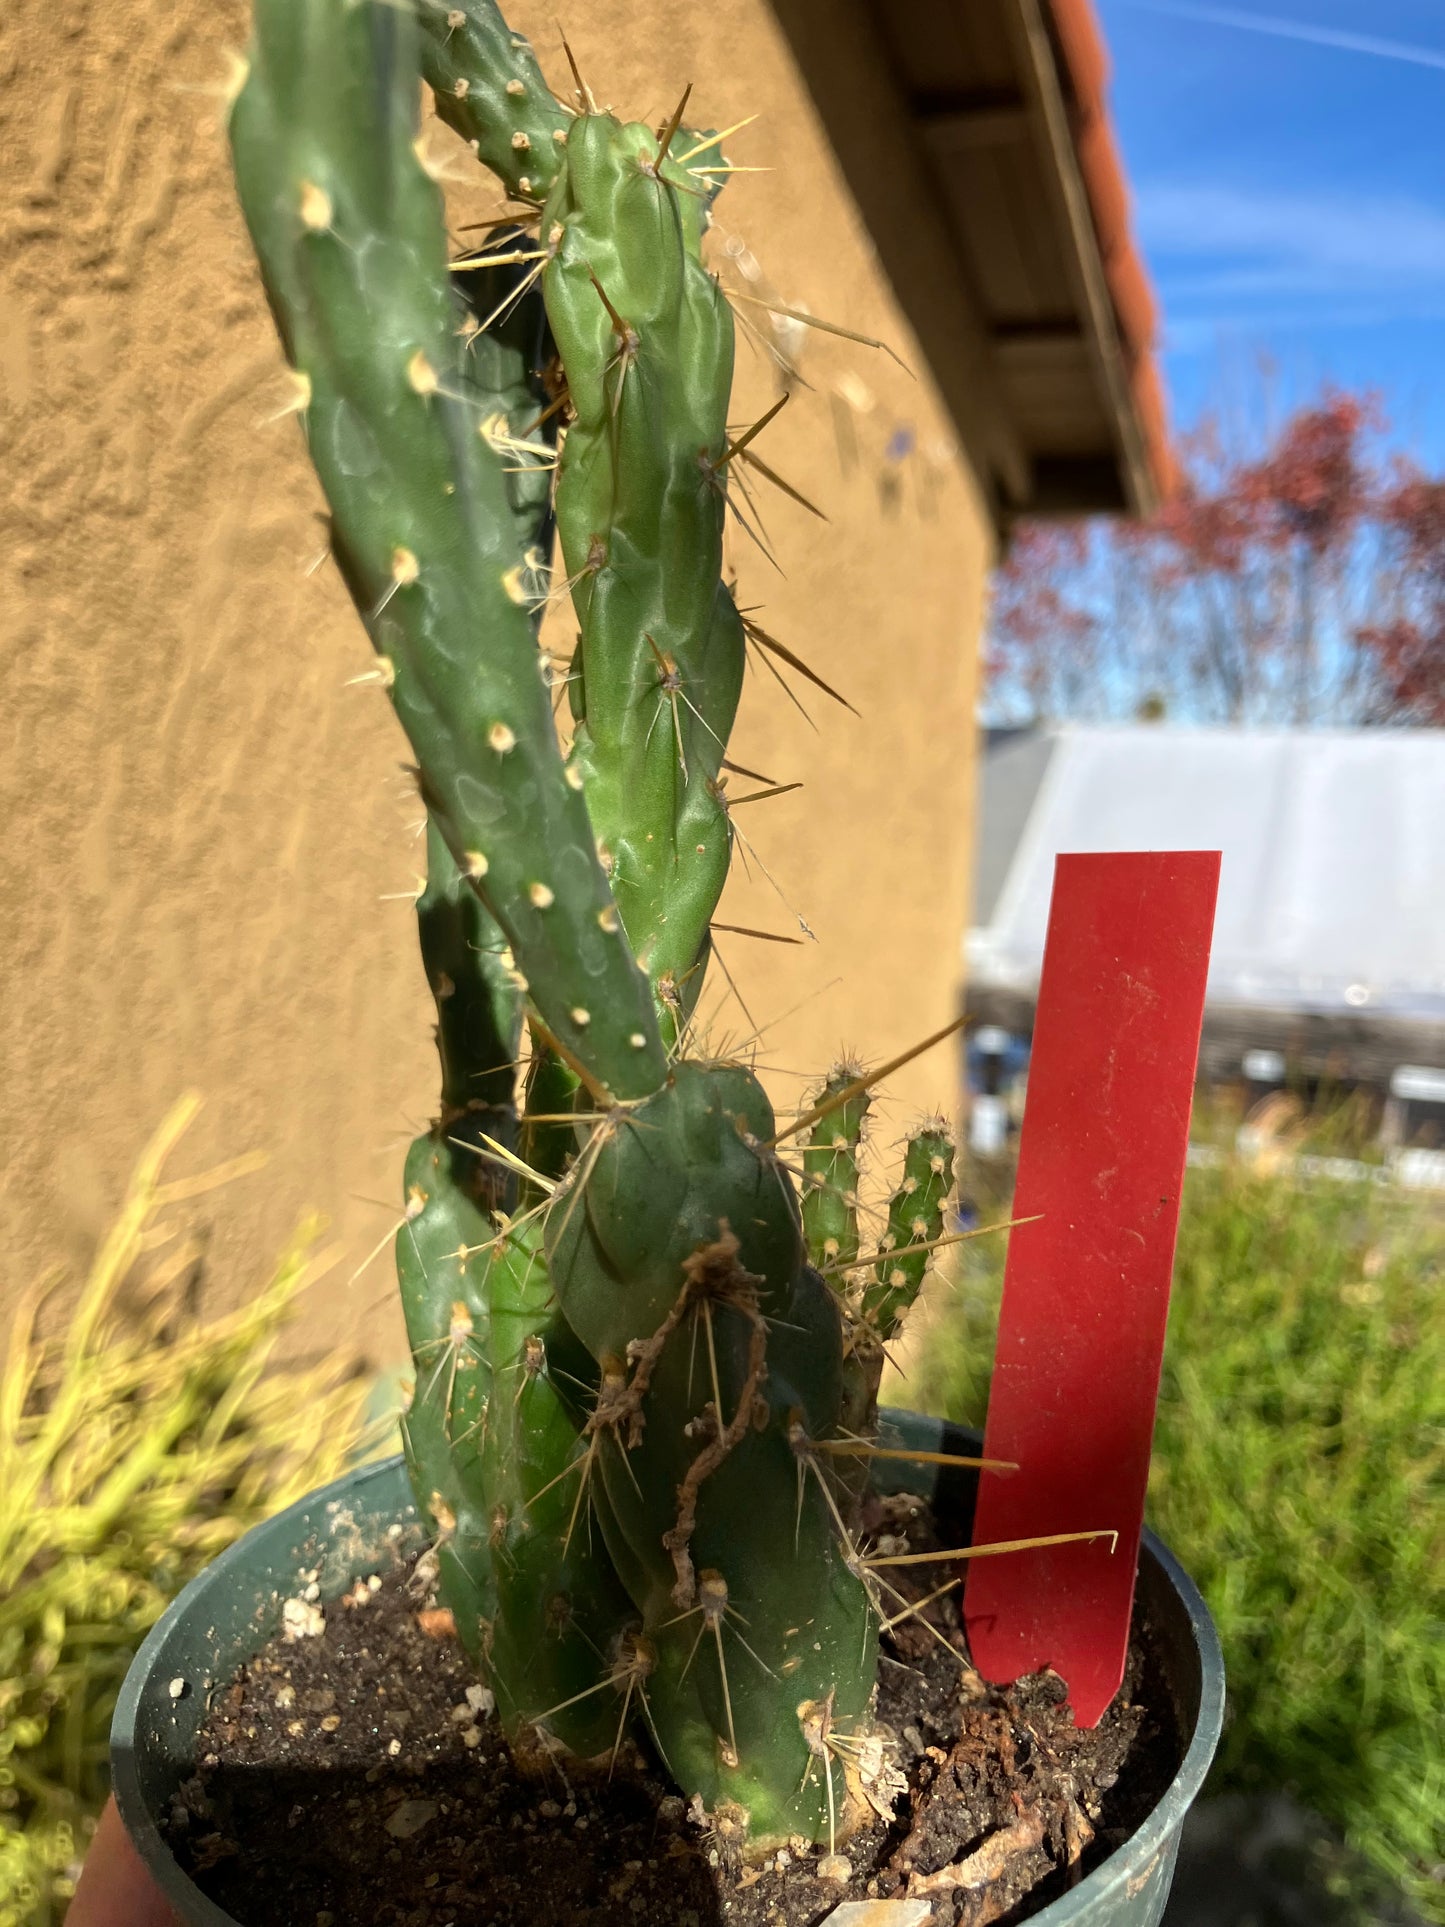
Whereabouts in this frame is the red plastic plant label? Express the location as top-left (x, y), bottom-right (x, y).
top-left (963, 851), bottom-right (1220, 1727)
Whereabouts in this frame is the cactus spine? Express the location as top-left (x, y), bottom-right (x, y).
top-left (231, 0), bottom-right (958, 1848)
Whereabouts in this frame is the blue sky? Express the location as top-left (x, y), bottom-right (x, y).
top-left (1099, 0), bottom-right (1445, 466)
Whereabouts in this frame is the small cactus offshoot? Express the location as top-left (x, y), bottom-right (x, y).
top-left (230, 0), bottom-right (964, 1848)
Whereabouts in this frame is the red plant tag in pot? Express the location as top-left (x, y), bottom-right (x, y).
top-left (963, 851), bottom-right (1220, 1726)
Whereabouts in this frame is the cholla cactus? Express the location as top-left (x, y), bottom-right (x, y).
top-left (229, 0), bottom-right (956, 1846)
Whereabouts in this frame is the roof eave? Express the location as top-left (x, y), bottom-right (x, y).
top-left (769, 0), bottom-right (1168, 527)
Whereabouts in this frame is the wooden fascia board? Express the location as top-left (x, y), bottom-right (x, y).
top-left (998, 0), bottom-right (1158, 515)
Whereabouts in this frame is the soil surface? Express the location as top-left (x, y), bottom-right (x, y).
top-left (168, 1492), bottom-right (1181, 1927)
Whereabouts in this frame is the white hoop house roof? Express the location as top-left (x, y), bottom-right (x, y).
top-left (968, 725), bottom-right (1445, 1023)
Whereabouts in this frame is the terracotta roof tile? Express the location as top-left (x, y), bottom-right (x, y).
top-left (1074, 110), bottom-right (1132, 270)
top-left (1048, 0), bottom-right (1112, 111)
top-left (1102, 232), bottom-right (1159, 369)
top-left (1130, 357), bottom-right (1179, 499)
top-left (1047, 0), bottom-right (1177, 501)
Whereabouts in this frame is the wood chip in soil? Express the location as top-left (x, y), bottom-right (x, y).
top-left (167, 1492), bottom-right (1181, 1927)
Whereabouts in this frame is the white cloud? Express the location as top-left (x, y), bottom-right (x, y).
top-left (1162, 303), bottom-right (1445, 354)
top-left (1121, 1), bottom-right (1445, 73)
top-left (1136, 181), bottom-right (1445, 306)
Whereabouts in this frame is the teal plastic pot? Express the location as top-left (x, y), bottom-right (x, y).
top-left (112, 1412), bottom-right (1224, 1927)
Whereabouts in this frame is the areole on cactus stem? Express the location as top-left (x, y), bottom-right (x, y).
top-left (229, 0), bottom-right (968, 1848)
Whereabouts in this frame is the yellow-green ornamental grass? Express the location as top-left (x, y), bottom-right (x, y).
top-left (0, 1099), bottom-right (368, 1926)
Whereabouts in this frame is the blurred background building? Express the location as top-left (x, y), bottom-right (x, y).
top-left (966, 723), bottom-right (1445, 1181)
top-left (0, 0), bottom-right (1163, 1323)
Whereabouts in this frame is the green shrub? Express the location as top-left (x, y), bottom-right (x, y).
top-left (0, 1099), bottom-right (369, 1927)
top-left (907, 1158), bottom-right (1445, 1923)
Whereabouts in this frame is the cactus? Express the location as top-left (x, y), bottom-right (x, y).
top-left (803, 1065), bottom-right (871, 1271)
top-left (866, 1123), bottom-right (957, 1341)
top-left (543, 109), bottom-right (742, 1043)
top-left (417, 1), bottom-right (570, 202)
top-left (230, 0), bottom-right (960, 1849)
top-left (394, 243), bottom-right (637, 1753)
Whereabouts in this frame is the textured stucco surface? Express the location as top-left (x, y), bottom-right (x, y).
top-left (0, 0), bottom-right (990, 1339)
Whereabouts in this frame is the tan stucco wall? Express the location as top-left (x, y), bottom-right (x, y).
top-left (0, 0), bottom-right (991, 1337)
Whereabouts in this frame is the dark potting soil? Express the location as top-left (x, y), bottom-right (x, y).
top-left (167, 1492), bottom-right (1181, 1927)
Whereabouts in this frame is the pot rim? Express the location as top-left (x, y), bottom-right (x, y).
top-left (113, 1420), bottom-right (1224, 1925)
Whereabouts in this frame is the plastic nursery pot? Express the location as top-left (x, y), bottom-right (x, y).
top-left (112, 1411), bottom-right (1224, 1927)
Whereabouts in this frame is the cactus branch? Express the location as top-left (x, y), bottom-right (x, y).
top-left (543, 111), bottom-right (743, 1042)
top-left (417, 0), bottom-right (571, 201)
top-left (230, 0), bottom-right (666, 1101)
top-left (775, 1015), bottom-right (967, 1146)
top-left (802, 1065), bottom-right (870, 1273)
top-left (864, 1124), bottom-right (956, 1340)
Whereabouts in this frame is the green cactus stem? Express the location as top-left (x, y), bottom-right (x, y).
top-left (395, 1130), bottom-right (499, 1659)
top-left (863, 1123), bottom-right (957, 1340)
top-left (801, 1064), bottom-right (870, 1271)
top-left (801, 1066), bottom-right (877, 1495)
top-left (518, 1041), bottom-right (582, 1190)
top-left (229, 0), bottom-right (666, 1103)
top-left (473, 1213), bottom-right (636, 1755)
top-left (418, 0), bottom-right (571, 203)
top-left (416, 818), bottom-right (522, 1148)
top-left (543, 112), bottom-right (743, 1041)
top-left (544, 1062), bottom-right (876, 1841)
top-left (393, 230), bottom-right (633, 1748)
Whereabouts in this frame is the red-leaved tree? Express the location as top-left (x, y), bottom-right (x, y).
top-left (987, 388), bottom-right (1445, 726)
top-left (1357, 474), bottom-right (1445, 724)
